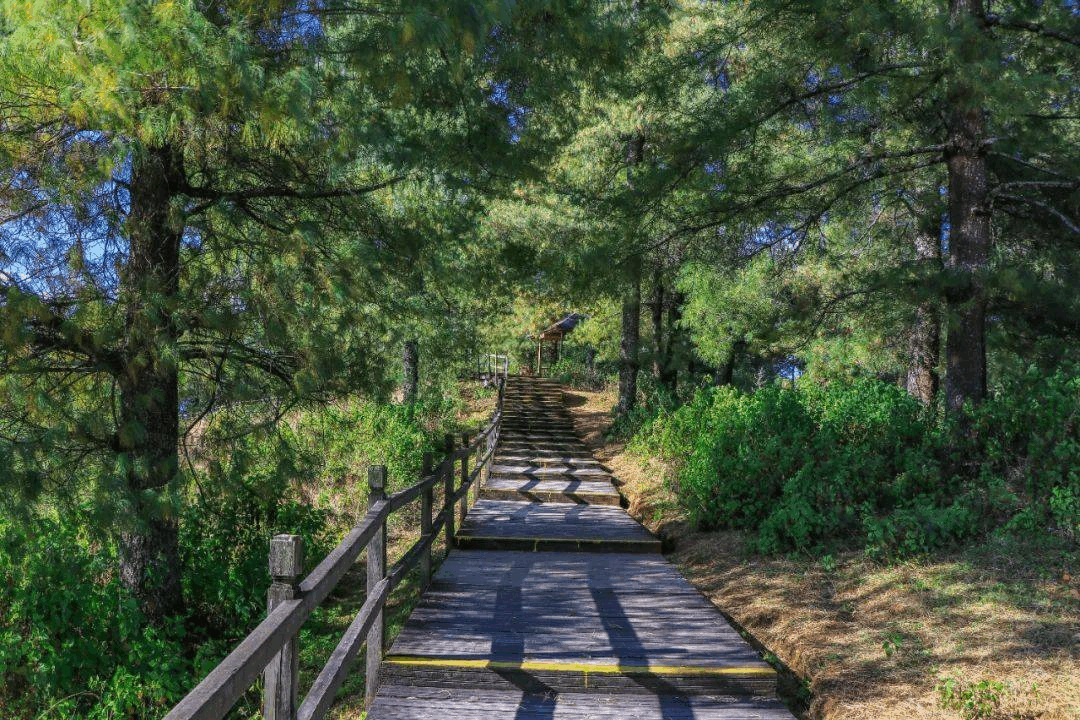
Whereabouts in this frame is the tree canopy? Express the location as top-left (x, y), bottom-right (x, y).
top-left (0, 0), bottom-right (1077, 715)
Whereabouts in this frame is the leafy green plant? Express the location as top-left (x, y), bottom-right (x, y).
top-left (550, 357), bottom-right (611, 391)
top-left (937, 676), bottom-right (1006, 720)
top-left (630, 373), bottom-right (1076, 557)
top-left (973, 364), bottom-right (1080, 540)
top-left (0, 516), bottom-right (189, 719)
top-left (881, 632), bottom-right (904, 658)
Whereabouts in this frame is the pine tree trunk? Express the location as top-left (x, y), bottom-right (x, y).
top-left (944, 0), bottom-right (990, 416)
top-left (650, 268), bottom-right (664, 380)
top-left (117, 144), bottom-right (184, 623)
top-left (662, 291), bottom-right (682, 392)
top-left (402, 339), bottom-right (419, 404)
top-left (617, 257), bottom-right (641, 416)
top-left (906, 222), bottom-right (942, 405)
top-left (716, 339), bottom-right (744, 387)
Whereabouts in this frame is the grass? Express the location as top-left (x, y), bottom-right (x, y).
top-left (563, 384), bottom-right (1080, 720)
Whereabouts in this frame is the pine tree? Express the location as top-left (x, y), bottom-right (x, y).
top-left (0, 0), bottom-right (619, 622)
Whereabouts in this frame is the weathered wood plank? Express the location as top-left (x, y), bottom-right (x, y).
top-left (370, 686), bottom-right (794, 720)
top-left (483, 478), bottom-right (618, 493)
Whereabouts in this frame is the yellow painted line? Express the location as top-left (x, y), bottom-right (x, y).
top-left (458, 535), bottom-right (658, 544)
top-left (385, 656), bottom-right (774, 676)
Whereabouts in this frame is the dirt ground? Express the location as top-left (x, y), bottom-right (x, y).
top-left (563, 385), bottom-right (1080, 720)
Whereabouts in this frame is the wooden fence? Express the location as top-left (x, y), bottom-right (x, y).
top-left (474, 351), bottom-right (509, 381)
top-left (163, 378), bottom-right (506, 720)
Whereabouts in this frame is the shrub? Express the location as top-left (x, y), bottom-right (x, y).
top-left (290, 400), bottom-right (439, 493)
top-left (550, 357), bottom-right (611, 391)
top-left (632, 377), bottom-right (1013, 556)
top-left (973, 364), bottom-right (1080, 539)
top-left (0, 516), bottom-right (188, 719)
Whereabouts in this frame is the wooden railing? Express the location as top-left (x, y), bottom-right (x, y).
top-left (163, 379), bottom-right (506, 720)
top-left (473, 351), bottom-right (509, 381)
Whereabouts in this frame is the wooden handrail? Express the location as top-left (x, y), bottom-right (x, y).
top-left (163, 377), bottom-right (506, 720)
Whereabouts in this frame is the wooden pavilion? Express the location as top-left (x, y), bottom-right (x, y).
top-left (534, 313), bottom-right (586, 376)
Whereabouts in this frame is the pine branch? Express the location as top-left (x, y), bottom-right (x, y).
top-left (994, 193), bottom-right (1080, 234)
top-left (178, 343), bottom-right (299, 386)
top-left (181, 175), bottom-right (405, 208)
top-left (983, 13), bottom-right (1080, 48)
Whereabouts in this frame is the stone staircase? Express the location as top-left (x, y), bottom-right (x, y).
top-left (458, 377), bottom-right (659, 553)
top-left (369, 376), bottom-right (795, 719)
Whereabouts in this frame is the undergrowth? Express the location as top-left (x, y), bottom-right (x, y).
top-left (0, 392), bottom-right (466, 719)
top-left (631, 365), bottom-right (1079, 558)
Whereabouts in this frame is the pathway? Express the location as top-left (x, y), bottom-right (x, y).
top-left (368, 377), bottom-right (795, 719)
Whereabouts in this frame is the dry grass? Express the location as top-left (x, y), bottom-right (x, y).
top-left (562, 385), bottom-right (1080, 720)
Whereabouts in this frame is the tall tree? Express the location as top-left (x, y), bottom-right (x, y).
top-left (0, 0), bottom-right (617, 621)
top-left (606, 0), bottom-right (1079, 415)
top-left (943, 0), bottom-right (992, 414)
top-left (906, 206), bottom-right (943, 405)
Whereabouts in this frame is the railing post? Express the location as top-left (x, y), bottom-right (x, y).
top-left (265, 534), bottom-right (303, 720)
top-left (459, 432), bottom-right (470, 525)
top-left (443, 434), bottom-right (455, 552)
top-left (478, 430), bottom-right (488, 505)
top-left (420, 451), bottom-right (433, 588)
top-left (480, 429), bottom-right (491, 501)
top-left (365, 465), bottom-right (387, 700)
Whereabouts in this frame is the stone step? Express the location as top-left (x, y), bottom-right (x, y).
top-left (480, 477), bottom-right (621, 506)
top-left (455, 499), bottom-right (660, 554)
top-left (380, 551), bottom-right (778, 699)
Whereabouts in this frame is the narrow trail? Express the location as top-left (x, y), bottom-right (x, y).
top-left (368, 376), bottom-right (795, 719)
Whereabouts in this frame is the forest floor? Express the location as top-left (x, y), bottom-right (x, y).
top-left (563, 385), bottom-right (1080, 720)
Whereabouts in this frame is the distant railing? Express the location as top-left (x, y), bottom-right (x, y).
top-left (163, 379), bottom-right (506, 720)
top-left (473, 351), bottom-right (509, 382)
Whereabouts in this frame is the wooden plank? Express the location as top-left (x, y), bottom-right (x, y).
top-left (369, 686), bottom-right (794, 720)
top-left (385, 551), bottom-right (767, 673)
top-left (377, 664), bottom-right (777, 698)
top-left (458, 500), bottom-right (657, 543)
top-left (493, 453), bottom-right (605, 465)
top-left (478, 489), bottom-right (621, 507)
top-left (489, 463), bottom-right (611, 477)
top-left (454, 536), bottom-right (660, 554)
top-left (366, 467), bottom-right (388, 700)
top-left (480, 477), bottom-right (621, 507)
top-left (483, 478), bottom-right (618, 492)
top-left (495, 447), bottom-right (597, 459)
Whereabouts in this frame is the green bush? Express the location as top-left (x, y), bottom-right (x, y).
top-left (634, 369), bottom-right (1079, 556)
top-left (0, 516), bottom-right (188, 719)
top-left (630, 377), bottom-right (989, 557)
top-left (0, 464), bottom-right (334, 719)
top-left (973, 364), bottom-right (1080, 540)
top-left (550, 357), bottom-right (611, 391)
top-left (182, 466), bottom-right (333, 637)
top-left (291, 400), bottom-right (441, 492)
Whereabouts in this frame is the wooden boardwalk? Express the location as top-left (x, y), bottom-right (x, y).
top-left (369, 377), bottom-right (794, 719)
